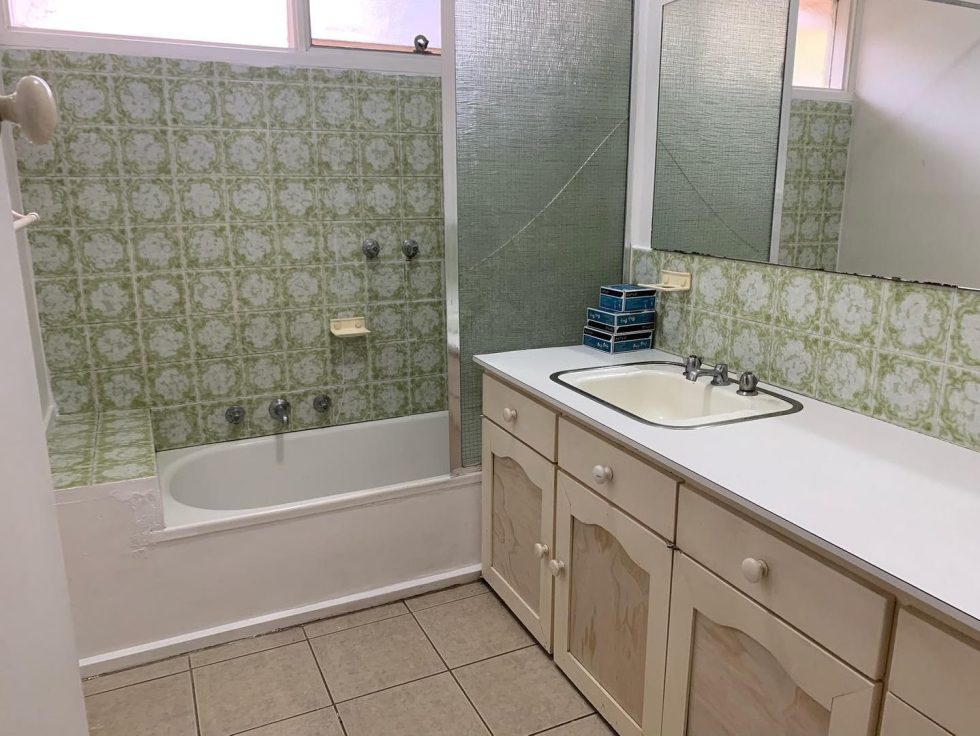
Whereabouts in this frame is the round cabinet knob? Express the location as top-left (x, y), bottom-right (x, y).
top-left (592, 464), bottom-right (613, 484)
top-left (533, 543), bottom-right (550, 558)
top-left (548, 559), bottom-right (565, 577)
top-left (502, 407), bottom-right (518, 423)
top-left (741, 557), bottom-right (769, 583)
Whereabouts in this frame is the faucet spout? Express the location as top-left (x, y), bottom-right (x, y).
top-left (269, 398), bottom-right (291, 427)
top-left (682, 355), bottom-right (733, 386)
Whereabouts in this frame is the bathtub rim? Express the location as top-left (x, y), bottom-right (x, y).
top-left (153, 468), bottom-right (478, 543)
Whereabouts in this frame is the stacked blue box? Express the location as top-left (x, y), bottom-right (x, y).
top-left (583, 285), bottom-right (656, 354)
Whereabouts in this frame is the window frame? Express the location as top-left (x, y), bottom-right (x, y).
top-left (0, 0), bottom-right (443, 74)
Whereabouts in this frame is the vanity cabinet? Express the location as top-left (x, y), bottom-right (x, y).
top-left (662, 553), bottom-right (881, 736)
top-left (885, 609), bottom-right (980, 736)
top-left (478, 371), bottom-right (980, 736)
top-left (551, 471), bottom-right (672, 736)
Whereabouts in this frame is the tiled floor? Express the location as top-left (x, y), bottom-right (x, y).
top-left (82, 581), bottom-right (614, 736)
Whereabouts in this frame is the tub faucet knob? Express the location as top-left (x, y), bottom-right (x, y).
top-left (401, 239), bottom-right (419, 260)
top-left (225, 405), bottom-right (245, 425)
top-left (269, 398), bottom-right (291, 427)
top-left (313, 394), bottom-right (332, 414)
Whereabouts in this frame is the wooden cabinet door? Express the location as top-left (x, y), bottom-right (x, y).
top-left (481, 418), bottom-right (555, 650)
top-left (879, 695), bottom-right (953, 736)
top-left (662, 553), bottom-right (881, 736)
top-left (552, 471), bottom-right (673, 736)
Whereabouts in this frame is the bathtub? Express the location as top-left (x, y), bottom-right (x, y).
top-left (59, 410), bottom-right (481, 672)
top-left (158, 411), bottom-right (451, 532)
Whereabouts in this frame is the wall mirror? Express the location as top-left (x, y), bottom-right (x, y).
top-left (631, 0), bottom-right (980, 290)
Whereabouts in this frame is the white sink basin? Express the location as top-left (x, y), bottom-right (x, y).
top-left (552, 362), bottom-right (801, 427)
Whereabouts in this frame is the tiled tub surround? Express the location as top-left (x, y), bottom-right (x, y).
top-left (633, 248), bottom-right (980, 452)
top-left (80, 581), bottom-right (611, 736)
top-left (7, 49), bottom-right (447, 450)
top-left (779, 98), bottom-right (852, 270)
top-left (46, 409), bottom-right (156, 489)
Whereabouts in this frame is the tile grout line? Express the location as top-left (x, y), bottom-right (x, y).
top-left (302, 626), bottom-right (346, 735)
top-left (228, 706), bottom-right (334, 736)
top-left (407, 604), bottom-right (497, 736)
top-left (188, 667), bottom-right (203, 736)
top-left (527, 713), bottom-right (598, 736)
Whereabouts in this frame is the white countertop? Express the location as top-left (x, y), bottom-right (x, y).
top-left (475, 346), bottom-right (980, 632)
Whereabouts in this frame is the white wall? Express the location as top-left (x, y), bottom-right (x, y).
top-left (0, 147), bottom-right (88, 735)
top-left (838, 0), bottom-right (980, 286)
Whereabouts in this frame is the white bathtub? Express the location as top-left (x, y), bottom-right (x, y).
top-left (158, 411), bottom-right (451, 532)
top-left (59, 411), bottom-right (481, 672)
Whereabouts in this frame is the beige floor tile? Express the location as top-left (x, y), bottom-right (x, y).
top-left (245, 707), bottom-right (345, 735)
top-left (538, 715), bottom-right (615, 735)
top-left (338, 673), bottom-right (489, 736)
top-left (190, 627), bottom-right (305, 667)
top-left (83, 655), bottom-right (189, 696)
top-left (85, 672), bottom-right (197, 736)
top-left (414, 592), bottom-right (533, 667)
top-left (454, 647), bottom-right (592, 736)
top-left (405, 580), bottom-right (489, 611)
top-left (309, 614), bottom-right (445, 701)
top-left (304, 601), bottom-right (408, 639)
top-left (193, 642), bottom-right (330, 736)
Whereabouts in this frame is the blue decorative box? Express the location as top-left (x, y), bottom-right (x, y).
top-left (598, 284), bottom-right (657, 312)
top-left (587, 307), bottom-right (656, 332)
top-left (583, 326), bottom-right (653, 354)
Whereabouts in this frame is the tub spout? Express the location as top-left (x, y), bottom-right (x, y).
top-left (269, 398), bottom-right (291, 427)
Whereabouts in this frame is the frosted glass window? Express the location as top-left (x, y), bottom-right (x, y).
top-left (310, 0), bottom-right (442, 53)
top-left (793, 0), bottom-right (846, 88)
top-left (7, 0), bottom-right (290, 47)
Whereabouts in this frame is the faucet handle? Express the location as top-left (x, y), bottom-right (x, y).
top-left (684, 355), bottom-right (702, 372)
top-left (737, 371), bottom-right (759, 396)
top-left (711, 363), bottom-right (731, 386)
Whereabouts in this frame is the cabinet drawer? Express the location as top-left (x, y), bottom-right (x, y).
top-left (483, 374), bottom-right (557, 460)
top-left (880, 695), bottom-right (952, 736)
top-left (676, 488), bottom-right (892, 678)
top-left (890, 609), bottom-right (980, 736)
top-left (557, 418), bottom-right (677, 541)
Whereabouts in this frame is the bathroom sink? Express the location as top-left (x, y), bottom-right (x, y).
top-left (551, 361), bottom-right (802, 428)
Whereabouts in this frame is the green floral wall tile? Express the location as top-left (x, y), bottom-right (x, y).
top-left (822, 274), bottom-right (883, 344)
top-left (815, 342), bottom-right (875, 413)
top-left (873, 353), bottom-right (942, 433)
top-left (879, 281), bottom-right (953, 361)
top-left (939, 368), bottom-right (980, 448)
top-left (634, 248), bottom-right (976, 453)
top-left (779, 99), bottom-right (850, 269)
top-left (15, 49), bottom-right (447, 451)
top-left (949, 290), bottom-right (980, 368)
top-left (46, 409), bottom-right (156, 489)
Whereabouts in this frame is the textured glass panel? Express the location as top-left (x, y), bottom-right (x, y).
top-left (456, 0), bottom-right (633, 465)
top-left (652, 0), bottom-right (789, 262)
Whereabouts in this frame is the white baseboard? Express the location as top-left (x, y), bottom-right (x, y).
top-left (79, 563), bottom-right (482, 677)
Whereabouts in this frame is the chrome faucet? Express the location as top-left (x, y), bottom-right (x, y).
top-left (683, 355), bottom-right (732, 386)
top-left (268, 398), bottom-right (291, 427)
